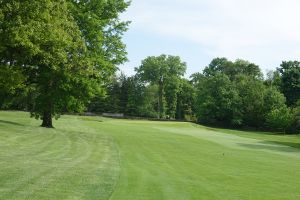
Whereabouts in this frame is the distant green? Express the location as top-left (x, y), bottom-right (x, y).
top-left (0, 111), bottom-right (299, 200)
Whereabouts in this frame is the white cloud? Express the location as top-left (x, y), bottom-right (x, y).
top-left (121, 0), bottom-right (300, 70)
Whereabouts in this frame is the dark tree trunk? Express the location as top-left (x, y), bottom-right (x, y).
top-left (41, 110), bottom-right (53, 128)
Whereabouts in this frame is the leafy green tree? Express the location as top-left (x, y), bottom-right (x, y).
top-left (124, 76), bottom-right (146, 116)
top-left (195, 58), bottom-right (288, 129)
top-left (0, 66), bottom-right (25, 108)
top-left (277, 61), bottom-right (300, 106)
top-left (0, 0), bottom-right (85, 127)
top-left (234, 59), bottom-right (263, 79)
top-left (88, 74), bottom-right (159, 118)
top-left (0, 0), bottom-right (129, 127)
top-left (176, 79), bottom-right (196, 120)
top-left (135, 55), bottom-right (186, 118)
top-left (263, 87), bottom-right (286, 115)
top-left (287, 100), bottom-right (300, 133)
top-left (88, 75), bottom-right (122, 114)
top-left (138, 84), bottom-right (159, 118)
top-left (165, 78), bottom-right (181, 119)
top-left (234, 75), bottom-right (266, 127)
top-left (88, 95), bottom-right (107, 114)
top-left (196, 74), bottom-right (242, 126)
top-left (190, 72), bottom-right (205, 86)
top-left (293, 101), bottom-right (300, 131)
top-left (265, 70), bottom-right (281, 89)
top-left (202, 57), bottom-right (230, 77)
top-left (106, 76), bottom-right (123, 113)
top-left (68, 0), bottom-right (130, 81)
top-left (266, 106), bottom-right (294, 133)
top-left (203, 58), bottom-right (262, 80)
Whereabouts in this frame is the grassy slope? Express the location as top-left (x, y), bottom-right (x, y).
top-left (0, 111), bottom-right (300, 200)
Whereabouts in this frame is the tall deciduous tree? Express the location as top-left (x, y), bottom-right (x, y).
top-left (0, 0), bottom-right (129, 127)
top-left (203, 58), bottom-right (262, 80)
top-left (165, 77), bottom-right (181, 119)
top-left (234, 75), bottom-right (266, 127)
top-left (0, 0), bottom-right (84, 127)
top-left (176, 79), bottom-right (196, 120)
top-left (277, 61), bottom-right (300, 106)
top-left (135, 55), bottom-right (186, 118)
top-left (195, 58), bottom-right (289, 129)
top-left (195, 73), bottom-right (242, 126)
top-left (68, 0), bottom-right (130, 79)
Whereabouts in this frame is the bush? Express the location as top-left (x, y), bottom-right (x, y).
top-left (266, 106), bottom-right (294, 133)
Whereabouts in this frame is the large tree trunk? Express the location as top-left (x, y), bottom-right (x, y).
top-left (41, 110), bottom-right (53, 128)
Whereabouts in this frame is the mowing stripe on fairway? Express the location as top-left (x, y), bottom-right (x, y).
top-left (0, 112), bottom-right (120, 200)
top-left (0, 112), bottom-right (299, 200)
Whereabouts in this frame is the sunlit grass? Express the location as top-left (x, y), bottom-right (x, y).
top-left (0, 111), bottom-right (299, 200)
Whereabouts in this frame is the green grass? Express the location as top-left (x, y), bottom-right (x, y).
top-left (0, 111), bottom-right (300, 200)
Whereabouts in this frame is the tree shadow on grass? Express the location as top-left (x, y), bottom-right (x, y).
top-left (237, 141), bottom-right (300, 153)
top-left (0, 119), bottom-right (25, 127)
top-left (80, 117), bottom-right (103, 123)
top-left (262, 141), bottom-right (300, 151)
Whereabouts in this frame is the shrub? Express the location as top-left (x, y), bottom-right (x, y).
top-left (266, 106), bottom-right (294, 133)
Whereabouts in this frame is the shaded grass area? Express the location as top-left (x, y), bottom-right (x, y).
top-left (0, 111), bottom-right (300, 200)
top-left (202, 124), bottom-right (300, 150)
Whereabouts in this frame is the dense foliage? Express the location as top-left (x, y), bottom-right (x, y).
top-left (0, 0), bottom-right (129, 127)
top-left (88, 72), bottom-right (195, 120)
top-left (87, 56), bottom-right (299, 133)
top-left (194, 58), bottom-right (299, 133)
top-left (277, 61), bottom-right (300, 106)
top-left (135, 55), bottom-right (187, 118)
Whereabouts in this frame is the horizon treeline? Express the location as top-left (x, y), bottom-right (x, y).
top-left (87, 56), bottom-right (300, 134)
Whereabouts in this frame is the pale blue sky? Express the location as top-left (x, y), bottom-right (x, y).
top-left (119, 0), bottom-right (300, 77)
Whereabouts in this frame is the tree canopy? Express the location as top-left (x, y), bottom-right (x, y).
top-left (0, 0), bottom-right (129, 127)
top-left (278, 61), bottom-right (300, 106)
top-left (135, 54), bottom-right (186, 118)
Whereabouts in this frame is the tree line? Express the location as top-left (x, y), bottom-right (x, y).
top-left (88, 56), bottom-right (300, 134)
top-left (88, 55), bottom-right (196, 121)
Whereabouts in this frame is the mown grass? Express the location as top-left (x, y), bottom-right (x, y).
top-left (0, 112), bottom-right (119, 200)
top-left (0, 111), bottom-right (299, 200)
